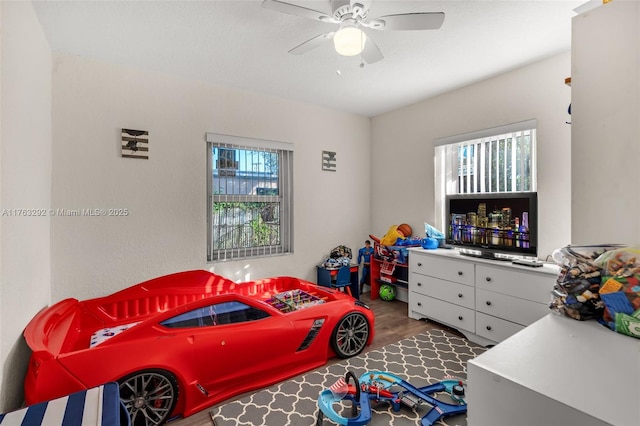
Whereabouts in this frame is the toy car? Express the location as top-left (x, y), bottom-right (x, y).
top-left (23, 270), bottom-right (375, 425)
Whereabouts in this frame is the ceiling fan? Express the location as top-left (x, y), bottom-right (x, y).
top-left (262, 0), bottom-right (445, 64)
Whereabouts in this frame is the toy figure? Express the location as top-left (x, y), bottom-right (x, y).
top-left (357, 240), bottom-right (374, 294)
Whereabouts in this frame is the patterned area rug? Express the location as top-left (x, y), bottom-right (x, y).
top-left (210, 329), bottom-right (486, 426)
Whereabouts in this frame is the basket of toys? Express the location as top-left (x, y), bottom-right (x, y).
top-left (549, 244), bottom-right (640, 339)
top-left (549, 244), bottom-right (623, 321)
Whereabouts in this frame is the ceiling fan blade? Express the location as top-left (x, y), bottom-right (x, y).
top-left (261, 0), bottom-right (335, 23)
top-left (369, 12), bottom-right (445, 31)
top-left (361, 36), bottom-right (383, 64)
top-left (288, 32), bottom-right (335, 55)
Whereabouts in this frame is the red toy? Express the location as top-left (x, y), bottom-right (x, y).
top-left (23, 270), bottom-right (374, 425)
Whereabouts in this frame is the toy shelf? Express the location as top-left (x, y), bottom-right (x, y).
top-left (369, 242), bottom-right (411, 301)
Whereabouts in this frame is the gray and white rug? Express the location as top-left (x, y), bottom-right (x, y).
top-left (210, 329), bottom-right (486, 426)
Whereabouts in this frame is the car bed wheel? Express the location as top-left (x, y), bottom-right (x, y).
top-left (118, 369), bottom-right (178, 426)
top-left (331, 312), bottom-right (370, 358)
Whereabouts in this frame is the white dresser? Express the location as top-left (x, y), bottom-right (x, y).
top-left (407, 248), bottom-right (558, 346)
top-left (467, 314), bottom-right (640, 426)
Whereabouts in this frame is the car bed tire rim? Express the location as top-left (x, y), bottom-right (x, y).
top-left (335, 313), bottom-right (369, 357)
top-left (119, 370), bottom-right (177, 426)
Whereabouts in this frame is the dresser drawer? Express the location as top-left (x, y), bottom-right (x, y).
top-left (476, 288), bottom-right (550, 326)
top-left (409, 292), bottom-right (475, 333)
top-left (409, 252), bottom-right (474, 286)
top-left (476, 264), bottom-right (554, 303)
top-left (410, 272), bottom-right (474, 309)
top-left (475, 311), bottom-right (525, 342)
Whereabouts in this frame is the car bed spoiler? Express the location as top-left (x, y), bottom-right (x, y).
top-left (23, 298), bottom-right (81, 356)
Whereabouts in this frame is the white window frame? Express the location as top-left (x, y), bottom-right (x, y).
top-left (206, 133), bottom-right (294, 262)
top-left (434, 119), bottom-right (537, 231)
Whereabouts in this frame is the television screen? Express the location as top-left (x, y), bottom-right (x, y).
top-left (445, 192), bottom-right (538, 259)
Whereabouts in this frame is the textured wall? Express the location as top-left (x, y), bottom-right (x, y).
top-left (371, 52), bottom-right (573, 259)
top-left (50, 54), bottom-right (372, 302)
top-left (0, 1), bottom-right (52, 411)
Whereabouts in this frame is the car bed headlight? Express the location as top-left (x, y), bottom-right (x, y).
top-left (354, 300), bottom-right (370, 310)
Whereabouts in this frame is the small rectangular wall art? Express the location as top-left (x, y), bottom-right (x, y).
top-left (121, 129), bottom-right (149, 159)
top-left (322, 150), bottom-right (336, 171)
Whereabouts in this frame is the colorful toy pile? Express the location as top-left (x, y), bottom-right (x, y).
top-left (267, 289), bottom-right (325, 312)
top-left (550, 245), bottom-right (611, 321)
top-left (321, 245), bottom-right (353, 269)
top-left (594, 248), bottom-right (640, 337)
top-left (550, 245), bottom-right (640, 339)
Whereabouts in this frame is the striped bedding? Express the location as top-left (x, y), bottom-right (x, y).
top-left (0, 382), bottom-right (125, 426)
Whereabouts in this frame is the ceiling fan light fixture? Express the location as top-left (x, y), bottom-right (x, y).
top-left (333, 25), bottom-right (366, 56)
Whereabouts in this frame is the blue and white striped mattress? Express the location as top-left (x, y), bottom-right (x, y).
top-left (0, 382), bottom-right (127, 426)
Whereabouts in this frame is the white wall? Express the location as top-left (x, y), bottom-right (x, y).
top-left (0, 1), bottom-right (52, 411)
top-left (571, 0), bottom-right (640, 245)
top-left (370, 52), bottom-right (573, 260)
top-left (51, 54), bottom-right (372, 302)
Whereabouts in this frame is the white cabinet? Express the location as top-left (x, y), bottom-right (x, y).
top-left (409, 292), bottom-right (475, 335)
top-left (410, 254), bottom-right (474, 286)
top-left (474, 263), bottom-right (554, 343)
top-left (411, 274), bottom-right (474, 310)
top-left (407, 248), bottom-right (558, 345)
top-left (475, 288), bottom-right (548, 329)
top-left (475, 264), bottom-right (551, 304)
top-left (474, 311), bottom-right (524, 343)
top-left (408, 251), bottom-right (476, 336)
top-left (468, 314), bottom-right (640, 426)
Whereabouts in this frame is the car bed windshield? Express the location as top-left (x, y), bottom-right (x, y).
top-left (161, 301), bottom-right (269, 328)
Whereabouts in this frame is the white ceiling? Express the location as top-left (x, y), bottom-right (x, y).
top-left (31, 0), bottom-right (585, 117)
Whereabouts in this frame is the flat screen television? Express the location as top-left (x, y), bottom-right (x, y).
top-left (445, 192), bottom-right (538, 260)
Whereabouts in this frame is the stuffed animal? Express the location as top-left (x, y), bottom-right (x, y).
top-left (369, 223), bottom-right (413, 247)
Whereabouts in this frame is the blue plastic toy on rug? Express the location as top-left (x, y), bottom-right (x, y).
top-left (316, 370), bottom-right (467, 426)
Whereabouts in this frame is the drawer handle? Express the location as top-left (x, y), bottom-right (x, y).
top-left (458, 315), bottom-right (463, 321)
top-left (417, 302), bottom-right (422, 306)
top-left (417, 262), bottom-right (422, 267)
top-left (485, 277), bottom-right (492, 282)
top-left (457, 293), bottom-right (463, 298)
top-left (486, 301), bottom-right (492, 306)
top-left (457, 271), bottom-right (463, 276)
top-left (417, 282), bottom-right (422, 287)
top-left (486, 326), bottom-right (492, 331)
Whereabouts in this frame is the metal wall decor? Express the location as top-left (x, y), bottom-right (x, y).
top-left (121, 129), bottom-right (149, 159)
top-left (322, 150), bottom-right (336, 171)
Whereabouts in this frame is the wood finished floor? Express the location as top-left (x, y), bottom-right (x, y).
top-left (169, 293), bottom-right (461, 425)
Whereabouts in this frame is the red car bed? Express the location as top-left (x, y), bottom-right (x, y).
top-left (23, 270), bottom-right (375, 425)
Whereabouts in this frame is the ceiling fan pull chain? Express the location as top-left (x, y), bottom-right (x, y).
top-left (359, 29), bottom-right (366, 68)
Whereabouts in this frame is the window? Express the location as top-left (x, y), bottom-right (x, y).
top-left (160, 301), bottom-right (270, 328)
top-left (434, 120), bottom-right (537, 230)
top-left (206, 133), bottom-right (294, 262)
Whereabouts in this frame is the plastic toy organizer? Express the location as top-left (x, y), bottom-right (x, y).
top-left (379, 262), bottom-right (398, 283)
top-left (267, 289), bottom-right (325, 313)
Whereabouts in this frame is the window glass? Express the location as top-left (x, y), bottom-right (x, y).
top-left (434, 122), bottom-right (537, 230)
top-left (161, 301), bottom-right (269, 328)
top-left (207, 135), bottom-right (294, 261)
